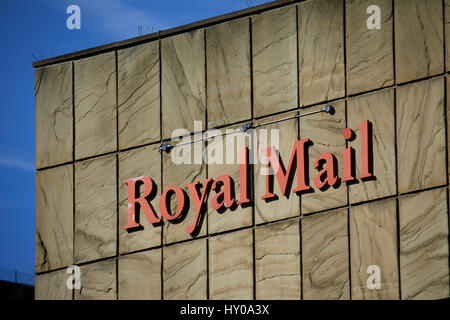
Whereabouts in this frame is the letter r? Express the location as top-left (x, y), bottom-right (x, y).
top-left (123, 177), bottom-right (161, 230)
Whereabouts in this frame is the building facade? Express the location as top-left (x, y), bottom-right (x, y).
top-left (34, 0), bottom-right (450, 300)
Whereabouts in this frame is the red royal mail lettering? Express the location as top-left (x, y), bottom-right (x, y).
top-left (185, 179), bottom-right (213, 234)
top-left (159, 186), bottom-right (187, 221)
top-left (341, 128), bottom-right (356, 183)
top-left (341, 145), bottom-right (355, 182)
top-left (358, 120), bottom-right (374, 179)
top-left (123, 177), bottom-right (161, 230)
top-left (122, 120), bottom-right (375, 237)
top-left (211, 175), bottom-right (236, 210)
top-left (262, 139), bottom-right (311, 200)
top-left (314, 152), bottom-right (338, 189)
top-left (237, 147), bottom-right (251, 205)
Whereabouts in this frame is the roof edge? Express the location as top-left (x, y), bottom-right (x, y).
top-left (32, 0), bottom-right (301, 68)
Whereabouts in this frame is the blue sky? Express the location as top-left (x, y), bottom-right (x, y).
top-left (0, 0), bottom-right (268, 277)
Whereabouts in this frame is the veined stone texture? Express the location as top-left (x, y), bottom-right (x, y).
top-left (255, 219), bottom-right (300, 300)
top-left (348, 89), bottom-right (396, 203)
top-left (399, 188), bottom-right (449, 300)
top-left (36, 164), bottom-right (73, 272)
top-left (252, 6), bottom-right (297, 117)
top-left (118, 41), bottom-right (160, 149)
top-left (350, 199), bottom-right (399, 299)
top-left (447, 77), bottom-right (450, 179)
top-left (298, 0), bottom-right (345, 106)
top-left (302, 209), bottom-right (350, 300)
top-left (35, 269), bottom-right (72, 300)
top-left (206, 18), bottom-right (251, 127)
top-left (209, 228), bottom-right (253, 299)
top-left (163, 238), bottom-right (207, 300)
top-left (35, 62), bottom-right (73, 169)
top-left (74, 155), bottom-right (116, 263)
top-left (395, 0), bottom-right (444, 83)
top-left (208, 125), bottom-right (252, 234)
top-left (162, 30), bottom-right (206, 139)
top-left (300, 101), bottom-right (347, 214)
top-left (397, 78), bottom-right (446, 194)
top-left (75, 52), bottom-right (116, 159)
top-left (346, 0), bottom-right (394, 94)
top-left (118, 144), bottom-right (161, 253)
top-left (446, 0), bottom-right (450, 71)
top-left (162, 141), bottom-right (207, 244)
top-left (75, 260), bottom-right (117, 300)
top-left (254, 113), bottom-right (300, 224)
top-left (119, 249), bottom-right (162, 300)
